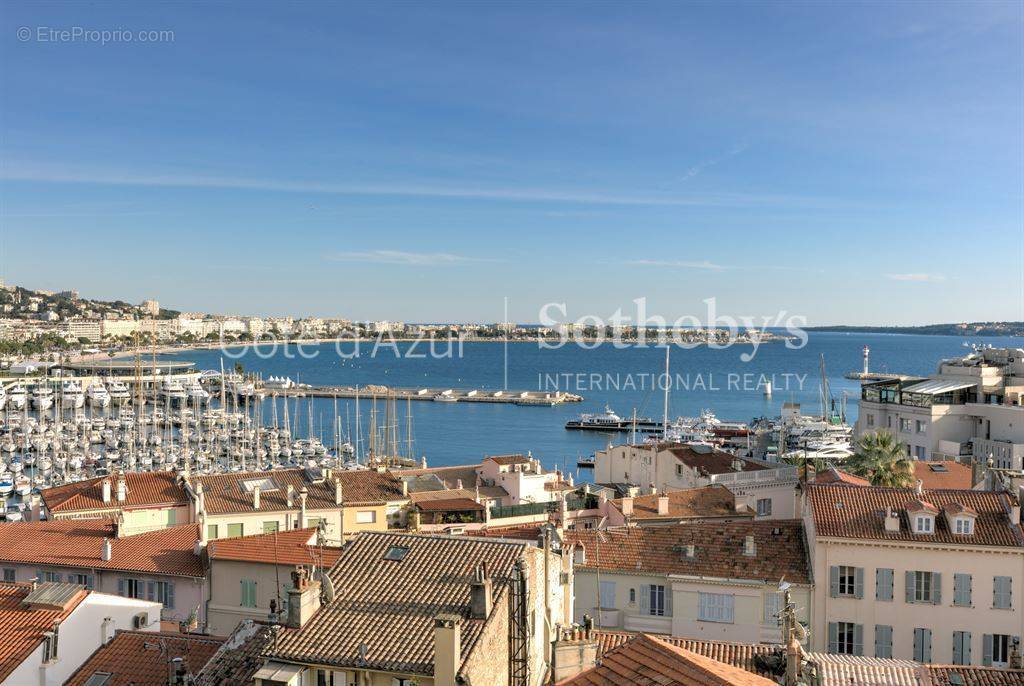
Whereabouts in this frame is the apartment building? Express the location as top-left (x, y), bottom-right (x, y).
top-left (567, 520), bottom-right (812, 644)
top-left (804, 483), bottom-right (1024, 666)
top-left (856, 347), bottom-right (1024, 467)
top-left (254, 531), bottom-right (572, 686)
top-left (593, 442), bottom-right (800, 519)
top-left (38, 471), bottom-right (189, 533)
top-left (65, 630), bottom-right (224, 686)
top-left (185, 467), bottom-right (407, 544)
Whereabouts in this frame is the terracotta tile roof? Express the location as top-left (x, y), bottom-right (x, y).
top-left (189, 467), bottom-right (405, 514)
top-left (943, 502), bottom-right (978, 517)
top-left (814, 467), bottom-right (871, 487)
top-left (545, 480), bottom-right (576, 492)
top-left (567, 520), bottom-right (811, 584)
top-left (42, 470), bottom-right (187, 514)
top-left (195, 620), bottom-right (279, 686)
top-left (906, 498), bottom-right (940, 514)
top-left (414, 497), bottom-right (484, 512)
top-left (805, 653), bottom-right (922, 686)
top-left (469, 522), bottom-right (550, 542)
top-left (207, 527), bottom-right (341, 567)
top-left (592, 630), bottom-right (778, 677)
top-left (558, 633), bottom-right (777, 686)
top-left (927, 665), bottom-right (1024, 686)
top-left (663, 444), bottom-right (770, 475)
top-left (0, 582), bottom-right (86, 682)
top-left (485, 454), bottom-right (532, 466)
top-left (268, 532), bottom-right (528, 676)
top-left (805, 484), bottom-right (1024, 547)
top-left (395, 464), bottom-right (509, 499)
top-left (0, 520), bottom-right (204, 577)
top-left (65, 630), bottom-right (225, 686)
top-left (914, 461), bottom-right (974, 490)
top-left (614, 485), bottom-right (749, 522)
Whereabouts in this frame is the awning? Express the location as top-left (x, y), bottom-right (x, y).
top-left (901, 379), bottom-right (976, 395)
top-left (253, 662), bottom-right (304, 681)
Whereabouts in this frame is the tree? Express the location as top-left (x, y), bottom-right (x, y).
top-left (848, 430), bottom-right (915, 487)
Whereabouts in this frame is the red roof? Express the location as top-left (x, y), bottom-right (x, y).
top-left (0, 520), bottom-right (204, 578)
top-left (814, 467), bottom-right (870, 487)
top-left (805, 484), bottom-right (1024, 547)
top-left (614, 485), bottom-right (748, 521)
top-left (42, 471), bottom-right (187, 514)
top-left (207, 528), bottom-right (341, 567)
top-left (65, 630), bottom-right (225, 686)
top-left (662, 444), bottom-right (770, 475)
top-left (592, 630), bottom-right (777, 677)
top-left (0, 583), bottom-right (87, 682)
top-left (557, 633), bottom-right (776, 686)
top-left (914, 461), bottom-right (974, 490)
top-left (414, 497), bottom-right (484, 512)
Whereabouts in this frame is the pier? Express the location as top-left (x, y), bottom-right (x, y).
top-left (267, 385), bottom-right (582, 406)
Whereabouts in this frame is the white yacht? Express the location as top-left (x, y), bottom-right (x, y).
top-left (31, 385), bottom-right (54, 411)
top-left (62, 380), bottom-right (86, 409)
top-left (161, 379), bottom-right (187, 404)
top-left (108, 380), bottom-right (131, 404)
top-left (7, 385), bottom-right (26, 410)
top-left (186, 381), bottom-right (210, 404)
top-left (87, 383), bottom-right (111, 408)
top-left (0, 385), bottom-right (6, 411)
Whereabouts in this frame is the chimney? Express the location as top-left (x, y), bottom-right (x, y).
top-left (198, 513), bottom-right (208, 545)
top-left (286, 484), bottom-right (295, 508)
top-left (29, 494), bottom-right (41, 522)
top-left (335, 478), bottom-right (343, 505)
top-left (685, 543), bottom-right (696, 558)
top-left (286, 568), bottom-right (321, 629)
top-left (101, 538), bottom-right (112, 562)
top-left (914, 479), bottom-right (924, 496)
top-left (743, 534), bottom-right (756, 557)
top-left (621, 497), bottom-right (633, 517)
top-left (1012, 504), bottom-right (1021, 525)
top-left (732, 458), bottom-right (745, 472)
top-left (101, 479), bottom-right (112, 503)
top-left (299, 487), bottom-right (308, 526)
top-left (116, 474), bottom-right (126, 503)
top-left (195, 481), bottom-right (205, 516)
top-left (650, 486), bottom-right (658, 496)
top-left (657, 495), bottom-right (670, 516)
top-left (253, 486), bottom-right (261, 510)
top-left (573, 544), bottom-right (586, 566)
top-left (401, 479), bottom-right (409, 497)
top-left (100, 616), bottom-right (113, 645)
top-left (469, 564), bottom-right (492, 619)
top-left (433, 614), bottom-right (461, 686)
top-left (884, 508), bottom-right (901, 532)
top-left (550, 623), bottom-right (599, 683)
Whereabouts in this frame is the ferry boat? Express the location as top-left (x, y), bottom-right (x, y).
top-left (87, 383), bottom-right (111, 408)
top-left (565, 407), bottom-right (658, 432)
top-left (433, 393), bottom-right (458, 403)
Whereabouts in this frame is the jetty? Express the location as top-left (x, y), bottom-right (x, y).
top-left (267, 385), bottom-right (582, 406)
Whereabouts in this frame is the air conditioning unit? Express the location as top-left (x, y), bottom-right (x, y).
top-left (132, 612), bottom-right (148, 629)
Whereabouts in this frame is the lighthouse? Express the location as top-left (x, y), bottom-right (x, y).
top-left (863, 345), bottom-right (870, 375)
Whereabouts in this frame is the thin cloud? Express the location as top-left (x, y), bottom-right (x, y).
top-left (1, 163), bottom-right (825, 209)
top-left (328, 250), bottom-right (499, 266)
top-left (886, 273), bottom-right (946, 283)
top-left (628, 259), bottom-right (727, 270)
top-left (679, 143), bottom-right (749, 182)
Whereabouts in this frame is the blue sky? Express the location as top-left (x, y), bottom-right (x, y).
top-left (1, 1), bottom-right (1021, 326)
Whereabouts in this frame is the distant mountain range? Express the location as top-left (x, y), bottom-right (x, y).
top-left (806, 322), bottom-right (1023, 337)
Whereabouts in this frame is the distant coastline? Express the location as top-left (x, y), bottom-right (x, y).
top-left (805, 322), bottom-right (1023, 337)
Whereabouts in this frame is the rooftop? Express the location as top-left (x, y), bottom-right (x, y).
top-left (414, 497), bottom-right (485, 512)
top-left (558, 633), bottom-right (776, 686)
top-left (268, 532), bottom-right (528, 677)
top-left (41, 470), bottom-right (187, 514)
top-left (592, 630), bottom-right (777, 677)
top-left (805, 484), bottom-right (1023, 548)
top-left (0, 582), bottom-right (87, 682)
top-left (661, 444), bottom-right (770, 475)
top-left (195, 620), bottom-right (279, 686)
top-left (914, 460), bottom-right (974, 490)
top-left (65, 630), bottom-right (224, 686)
top-left (190, 467), bottom-right (406, 514)
top-left (207, 527), bottom-right (341, 568)
top-left (485, 454), bottom-right (533, 466)
top-left (615, 485), bottom-right (748, 521)
top-left (567, 519), bottom-right (811, 584)
top-left (0, 520), bottom-right (204, 578)
top-left (814, 467), bottom-right (871, 487)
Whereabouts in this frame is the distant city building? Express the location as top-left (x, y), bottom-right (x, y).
top-left (140, 299), bottom-right (160, 315)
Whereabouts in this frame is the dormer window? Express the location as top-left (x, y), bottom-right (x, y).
top-left (954, 517), bottom-right (974, 535)
top-left (914, 515), bottom-right (934, 534)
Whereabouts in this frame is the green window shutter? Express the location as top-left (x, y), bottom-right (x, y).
top-left (828, 622), bottom-right (839, 654)
top-left (829, 566), bottom-right (839, 598)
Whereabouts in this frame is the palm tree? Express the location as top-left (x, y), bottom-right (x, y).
top-left (848, 430), bottom-right (915, 487)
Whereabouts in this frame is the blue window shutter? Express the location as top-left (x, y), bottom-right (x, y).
top-left (117, 577), bottom-right (125, 596)
top-left (665, 587), bottom-right (673, 617)
top-left (166, 582), bottom-right (175, 609)
top-left (828, 622), bottom-right (838, 654)
top-left (932, 572), bottom-right (942, 605)
top-left (853, 624), bottom-right (864, 656)
top-left (924, 629), bottom-right (932, 662)
top-left (982, 634), bottom-right (993, 666)
top-left (829, 566), bottom-right (839, 598)
top-left (146, 581), bottom-right (155, 601)
top-left (87, 575), bottom-right (95, 590)
top-left (639, 584), bottom-right (649, 613)
top-left (905, 571), bottom-right (915, 603)
top-left (854, 568), bottom-right (865, 599)
top-left (876, 569), bottom-right (893, 601)
top-left (874, 625), bottom-right (892, 658)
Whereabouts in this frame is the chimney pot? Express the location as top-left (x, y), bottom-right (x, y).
top-left (101, 537), bottom-right (112, 562)
top-left (101, 479), bottom-right (112, 503)
top-left (621, 497), bottom-right (633, 517)
top-left (657, 495), bottom-right (670, 516)
top-left (253, 485), bottom-right (261, 510)
top-left (914, 479), bottom-right (924, 496)
top-left (116, 475), bottom-right (126, 502)
top-left (433, 614), bottom-right (461, 686)
top-left (335, 478), bottom-right (344, 505)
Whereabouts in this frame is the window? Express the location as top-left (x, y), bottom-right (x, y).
top-left (150, 581), bottom-right (175, 609)
top-left (39, 570), bottom-right (62, 583)
top-left (913, 628), bottom-right (933, 662)
top-left (953, 573), bottom-right (972, 607)
top-left (954, 518), bottom-right (974, 535)
top-left (393, 679), bottom-right (416, 686)
top-left (306, 517), bottom-right (325, 530)
top-left (763, 591), bottom-right (782, 624)
top-left (698, 592), bottom-right (734, 623)
top-left (68, 573), bottom-right (94, 589)
top-left (985, 634), bottom-right (1014, 667)
top-left (628, 588), bottom-right (636, 604)
top-left (874, 625), bottom-right (893, 658)
top-left (993, 576), bottom-right (1012, 609)
top-left (900, 418), bottom-right (912, 432)
top-left (676, 464), bottom-right (683, 476)
top-left (875, 568), bottom-right (894, 601)
top-left (262, 520), bottom-right (279, 534)
top-left (915, 571), bottom-right (932, 602)
top-left (953, 631), bottom-right (972, 665)
top-left (914, 515), bottom-right (933, 534)
top-left (383, 545), bottom-right (409, 562)
top-left (206, 524), bottom-right (218, 540)
top-left (599, 581), bottom-right (615, 609)
top-left (240, 579), bottom-right (257, 608)
top-left (2, 568), bottom-right (14, 582)
top-left (646, 585), bottom-right (667, 617)
top-left (84, 674), bottom-right (113, 686)
top-left (355, 510), bottom-right (376, 524)
top-left (315, 669), bottom-right (334, 686)
top-left (756, 498), bottom-right (772, 517)
top-left (119, 577), bottom-right (145, 599)
top-left (831, 565), bottom-right (862, 598)
top-left (914, 446), bottom-right (927, 460)
top-left (866, 413), bottom-right (875, 427)
top-left (226, 523), bottom-right (244, 538)
top-left (916, 420), bottom-right (926, 434)
top-left (907, 571), bottom-right (940, 604)
top-left (829, 622), bottom-right (862, 655)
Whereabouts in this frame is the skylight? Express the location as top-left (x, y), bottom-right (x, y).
top-left (241, 478), bottom-right (277, 493)
top-left (84, 674), bottom-right (112, 686)
top-left (384, 545), bottom-right (410, 562)
top-left (929, 464), bottom-right (948, 472)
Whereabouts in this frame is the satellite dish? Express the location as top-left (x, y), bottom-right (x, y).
top-left (321, 572), bottom-right (336, 603)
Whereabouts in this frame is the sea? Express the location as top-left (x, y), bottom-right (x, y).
top-left (166, 333), bottom-right (1021, 473)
